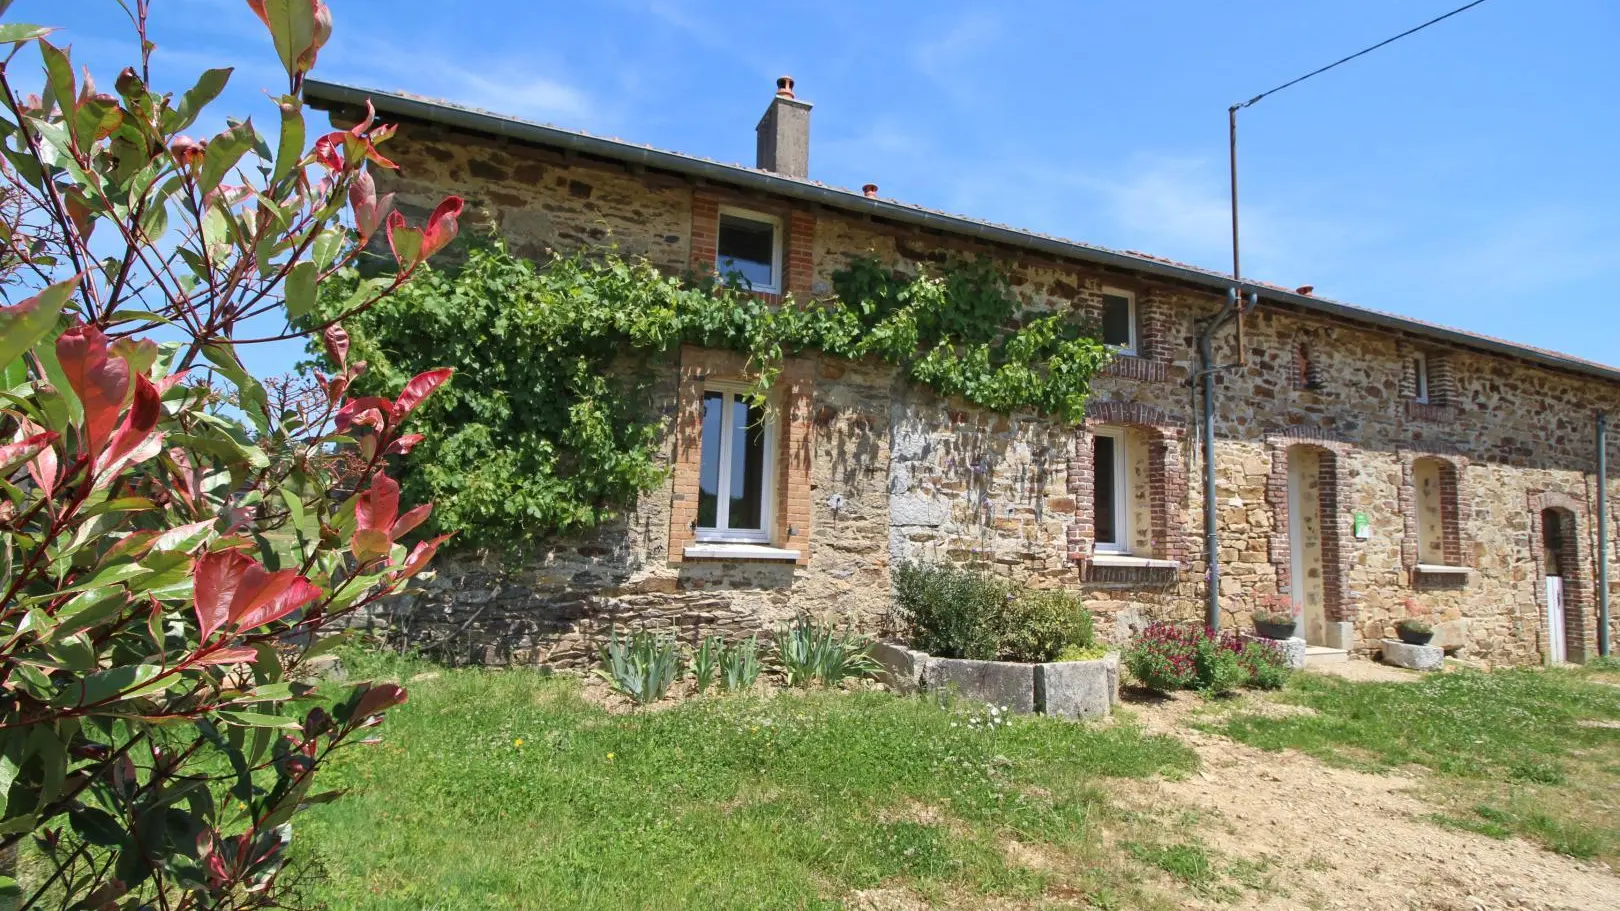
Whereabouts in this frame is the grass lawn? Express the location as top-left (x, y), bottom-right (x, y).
top-left (298, 652), bottom-right (1197, 910)
top-left (1215, 662), bottom-right (1620, 864)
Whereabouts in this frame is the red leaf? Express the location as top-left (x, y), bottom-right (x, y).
top-left (390, 502), bottom-right (432, 540)
top-left (347, 171), bottom-right (394, 243)
top-left (234, 575), bottom-right (321, 631)
top-left (322, 324), bottom-right (349, 368)
top-left (399, 533), bottom-right (450, 580)
top-left (385, 433), bottom-right (423, 455)
top-left (354, 472), bottom-right (400, 533)
top-left (312, 130), bottom-right (344, 171)
top-left (19, 418), bottom-right (60, 497)
top-left (351, 528), bottom-right (392, 562)
top-left (95, 374), bottom-right (161, 479)
top-left (353, 682), bottom-right (407, 719)
top-left (385, 210), bottom-right (422, 271)
top-left (0, 430), bottom-right (57, 475)
top-left (57, 325), bottom-right (131, 460)
top-left (193, 647), bottom-right (259, 666)
top-left (419, 196), bottom-right (464, 260)
top-left (392, 368), bottom-right (453, 418)
top-left (334, 395), bottom-right (391, 432)
top-left (193, 550), bottom-right (252, 640)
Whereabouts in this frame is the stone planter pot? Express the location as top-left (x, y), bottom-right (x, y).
top-left (869, 642), bottom-right (1119, 720)
top-left (1396, 626), bottom-right (1434, 646)
top-left (1252, 618), bottom-right (1298, 641)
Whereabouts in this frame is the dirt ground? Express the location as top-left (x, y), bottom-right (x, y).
top-left (1116, 661), bottom-right (1620, 911)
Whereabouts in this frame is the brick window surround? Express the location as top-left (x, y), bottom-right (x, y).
top-left (690, 191), bottom-right (814, 300)
top-left (1399, 344), bottom-right (1459, 422)
top-left (1528, 490), bottom-right (1595, 663)
top-left (1398, 448), bottom-right (1471, 583)
top-left (1264, 429), bottom-right (1354, 626)
top-left (1095, 287), bottom-right (1173, 383)
top-left (668, 345), bottom-right (814, 564)
top-left (1065, 401), bottom-right (1186, 583)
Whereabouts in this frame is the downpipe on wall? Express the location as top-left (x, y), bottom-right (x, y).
top-left (1599, 411), bottom-right (1610, 657)
top-left (1194, 288), bottom-right (1251, 633)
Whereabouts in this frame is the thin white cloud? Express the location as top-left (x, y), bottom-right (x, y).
top-left (910, 12), bottom-right (1000, 81)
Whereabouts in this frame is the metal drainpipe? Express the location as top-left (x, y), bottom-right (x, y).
top-left (1599, 411), bottom-right (1610, 657)
top-left (1196, 289), bottom-right (1240, 633)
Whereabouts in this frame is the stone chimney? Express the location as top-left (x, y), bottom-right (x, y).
top-left (756, 76), bottom-right (811, 179)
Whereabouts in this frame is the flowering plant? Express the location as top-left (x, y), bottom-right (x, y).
top-left (1124, 622), bottom-right (1292, 693)
top-left (0, 3), bottom-right (461, 907)
top-left (1252, 593), bottom-right (1300, 626)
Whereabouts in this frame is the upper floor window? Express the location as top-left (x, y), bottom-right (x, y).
top-left (1100, 288), bottom-right (1138, 356)
top-left (717, 209), bottom-right (782, 294)
top-left (697, 387), bottom-right (776, 543)
top-left (1412, 352), bottom-right (1430, 404)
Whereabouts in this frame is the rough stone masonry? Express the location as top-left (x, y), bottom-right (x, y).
top-left (309, 81), bottom-right (1620, 670)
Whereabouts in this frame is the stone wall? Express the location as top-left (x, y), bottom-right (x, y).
top-left (343, 113), bottom-right (1620, 667)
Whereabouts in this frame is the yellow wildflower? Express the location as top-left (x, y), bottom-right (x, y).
top-left (514, 738), bottom-right (523, 747)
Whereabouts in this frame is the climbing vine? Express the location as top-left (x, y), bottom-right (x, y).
top-left (305, 240), bottom-right (1109, 552)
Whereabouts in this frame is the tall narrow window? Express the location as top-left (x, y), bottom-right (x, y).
top-left (697, 389), bottom-right (776, 542)
top-left (1092, 430), bottom-right (1129, 553)
top-left (1100, 289), bottom-right (1137, 355)
top-left (1412, 353), bottom-right (1430, 404)
top-left (716, 209), bottom-right (782, 294)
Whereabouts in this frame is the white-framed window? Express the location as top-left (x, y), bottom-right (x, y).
top-left (1091, 428), bottom-right (1130, 554)
top-left (696, 386), bottom-right (777, 543)
top-left (716, 208), bottom-right (783, 294)
top-left (1412, 353), bottom-right (1430, 404)
top-left (1100, 288), bottom-right (1137, 355)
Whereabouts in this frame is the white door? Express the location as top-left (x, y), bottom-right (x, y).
top-left (1547, 576), bottom-right (1567, 665)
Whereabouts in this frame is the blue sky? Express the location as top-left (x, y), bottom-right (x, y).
top-left (18, 0), bottom-right (1620, 375)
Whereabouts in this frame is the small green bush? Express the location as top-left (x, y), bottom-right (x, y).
top-left (1194, 636), bottom-right (1248, 697)
top-left (1056, 643), bottom-right (1110, 662)
top-left (893, 562), bottom-right (1096, 662)
top-left (998, 588), bottom-right (1095, 662)
top-left (1237, 639), bottom-right (1292, 690)
top-left (893, 562), bottom-right (1006, 660)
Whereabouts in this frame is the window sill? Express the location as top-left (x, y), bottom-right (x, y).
top-left (1089, 554), bottom-right (1179, 569)
top-left (1415, 563), bottom-right (1471, 576)
top-left (683, 543), bottom-right (800, 562)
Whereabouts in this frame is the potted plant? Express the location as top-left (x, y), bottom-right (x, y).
top-left (1251, 594), bottom-right (1298, 640)
top-left (1396, 617), bottom-right (1434, 646)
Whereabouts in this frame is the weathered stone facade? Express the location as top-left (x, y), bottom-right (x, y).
top-left (318, 95), bottom-right (1620, 669)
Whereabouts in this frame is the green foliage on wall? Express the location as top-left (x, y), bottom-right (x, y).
top-left (307, 240), bottom-right (1110, 552)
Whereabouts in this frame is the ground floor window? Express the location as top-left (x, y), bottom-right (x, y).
top-left (1092, 428), bottom-right (1129, 553)
top-left (697, 388), bottom-right (776, 543)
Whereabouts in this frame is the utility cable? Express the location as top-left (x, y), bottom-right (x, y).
top-left (1233, 0), bottom-right (1491, 110)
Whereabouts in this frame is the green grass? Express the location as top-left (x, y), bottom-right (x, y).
top-left (297, 651), bottom-right (1197, 910)
top-left (1215, 666), bottom-right (1620, 863)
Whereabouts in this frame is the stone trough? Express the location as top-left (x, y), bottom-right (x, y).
top-left (870, 642), bottom-right (1120, 720)
top-left (1379, 638), bottom-right (1444, 671)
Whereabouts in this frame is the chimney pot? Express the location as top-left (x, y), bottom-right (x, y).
top-left (756, 77), bottom-right (811, 179)
top-left (862, 183), bottom-right (878, 198)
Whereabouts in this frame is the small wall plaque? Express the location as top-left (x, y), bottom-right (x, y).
top-left (1353, 511), bottom-right (1371, 540)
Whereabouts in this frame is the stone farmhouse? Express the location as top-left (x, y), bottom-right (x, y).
top-left (307, 77), bottom-right (1620, 668)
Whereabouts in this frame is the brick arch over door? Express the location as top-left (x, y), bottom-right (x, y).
top-left (1064, 401), bottom-right (1188, 566)
top-left (1264, 430), bottom-right (1354, 625)
top-left (1528, 490), bottom-right (1595, 663)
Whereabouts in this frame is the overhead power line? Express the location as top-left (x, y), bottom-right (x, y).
top-left (1233, 0), bottom-right (1491, 110)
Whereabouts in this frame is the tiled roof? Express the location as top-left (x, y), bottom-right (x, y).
top-left (304, 79), bottom-right (1620, 386)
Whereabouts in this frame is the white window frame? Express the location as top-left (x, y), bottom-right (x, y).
top-left (695, 384), bottom-right (778, 545)
top-left (1412, 353), bottom-right (1430, 404)
top-left (1091, 427), bottom-right (1131, 555)
top-left (1100, 288), bottom-right (1138, 356)
top-left (716, 207), bottom-right (783, 295)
